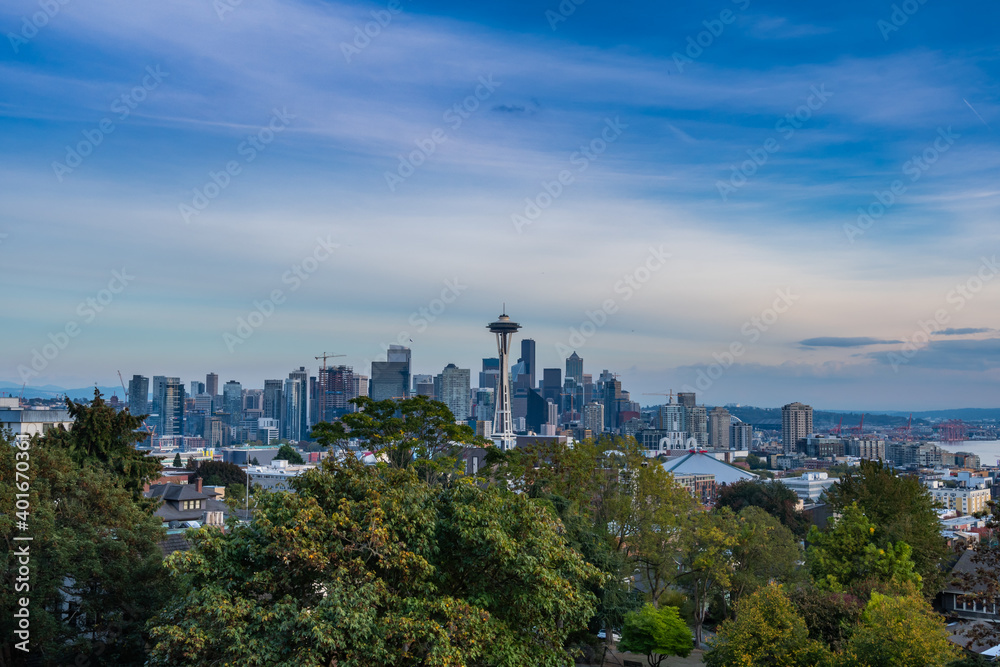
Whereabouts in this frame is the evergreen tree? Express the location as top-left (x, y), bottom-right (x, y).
top-left (172, 452), bottom-right (182, 467)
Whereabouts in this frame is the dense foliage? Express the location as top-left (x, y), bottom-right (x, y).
top-left (146, 458), bottom-right (600, 666)
top-left (1, 395), bottom-right (169, 665)
top-left (716, 478), bottom-right (810, 537)
top-left (186, 460), bottom-right (247, 487)
top-left (275, 442), bottom-right (304, 465)
top-left (825, 459), bottom-right (949, 592)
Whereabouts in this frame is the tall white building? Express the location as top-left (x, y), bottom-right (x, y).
top-left (584, 402), bottom-right (604, 434)
top-left (782, 402), bottom-right (813, 454)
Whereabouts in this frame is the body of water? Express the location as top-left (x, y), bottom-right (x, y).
top-left (936, 440), bottom-right (1000, 466)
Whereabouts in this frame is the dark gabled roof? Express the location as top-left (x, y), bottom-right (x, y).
top-left (944, 549), bottom-right (996, 595)
top-left (145, 483), bottom-right (208, 502)
top-left (153, 497), bottom-right (229, 523)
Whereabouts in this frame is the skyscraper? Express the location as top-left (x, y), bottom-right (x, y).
top-left (205, 372), bottom-right (219, 397)
top-left (317, 365), bottom-right (360, 421)
top-left (159, 377), bottom-right (184, 436)
top-left (440, 364), bottom-right (471, 423)
top-left (151, 375), bottom-right (166, 415)
top-left (263, 380), bottom-right (283, 422)
top-left (686, 405), bottom-right (708, 447)
top-left (584, 402), bottom-right (604, 434)
top-left (287, 368), bottom-right (310, 438)
top-left (731, 421), bottom-right (753, 450)
top-left (487, 312), bottom-right (521, 450)
top-left (282, 376), bottom-right (306, 441)
top-left (708, 406), bottom-right (731, 451)
top-left (479, 358), bottom-right (499, 391)
top-left (542, 368), bottom-right (562, 404)
top-left (518, 339), bottom-right (536, 389)
top-left (370, 346), bottom-right (410, 401)
top-left (223, 381), bottom-right (242, 426)
top-left (677, 391), bottom-right (696, 408)
top-left (190, 380), bottom-right (205, 397)
top-left (128, 374), bottom-right (149, 415)
top-left (565, 352), bottom-right (583, 385)
top-left (782, 402), bottom-right (813, 454)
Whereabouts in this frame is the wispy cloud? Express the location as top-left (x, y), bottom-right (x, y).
top-left (800, 337), bottom-right (902, 348)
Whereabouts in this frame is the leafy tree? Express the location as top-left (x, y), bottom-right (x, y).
top-left (787, 585), bottom-right (863, 651)
top-left (312, 395), bottom-right (483, 482)
top-left (729, 506), bottom-right (804, 612)
top-left (618, 604), bottom-right (693, 667)
top-left (172, 452), bottom-right (182, 467)
top-left (826, 459), bottom-right (949, 593)
top-left (676, 508), bottom-right (737, 647)
top-left (187, 460), bottom-right (247, 487)
top-left (841, 592), bottom-right (960, 666)
top-left (716, 478), bottom-right (809, 537)
top-left (276, 442), bottom-right (304, 465)
top-left (146, 458), bottom-right (599, 666)
top-left (42, 389), bottom-right (161, 496)
top-left (807, 503), bottom-right (922, 593)
top-left (0, 430), bottom-right (169, 665)
top-left (705, 584), bottom-right (831, 667)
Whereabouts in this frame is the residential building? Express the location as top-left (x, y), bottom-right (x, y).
top-left (674, 473), bottom-right (717, 505)
top-left (583, 401), bottom-right (604, 434)
top-left (686, 405), bottom-right (708, 447)
top-left (159, 378), bottom-right (184, 437)
top-left (731, 421), bottom-right (753, 450)
top-left (282, 376), bottom-right (307, 441)
top-left (782, 402), bottom-right (813, 454)
top-left (440, 363), bottom-right (471, 423)
top-left (708, 406), bottom-right (731, 450)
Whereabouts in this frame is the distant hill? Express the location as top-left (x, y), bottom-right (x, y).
top-left (0, 382), bottom-right (123, 401)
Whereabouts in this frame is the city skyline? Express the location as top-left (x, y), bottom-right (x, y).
top-left (4, 0), bottom-right (999, 410)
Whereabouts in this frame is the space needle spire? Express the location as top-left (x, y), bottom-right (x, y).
top-left (487, 309), bottom-right (521, 451)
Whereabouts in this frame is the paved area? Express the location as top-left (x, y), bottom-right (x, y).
top-left (582, 647), bottom-right (706, 666)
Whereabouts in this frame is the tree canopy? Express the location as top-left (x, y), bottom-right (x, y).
top-left (187, 459), bottom-right (247, 487)
top-left (146, 457), bottom-right (600, 666)
top-left (825, 459), bottom-right (949, 593)
top-left (806, 503), bottom-right (921, 593)
top-left (618, 603), bottom-right (693, 667)
top-left (716, 478), bottom-right (809, 537)
top-left (705, 583), bottom-right (831, 667)
top-left (841, 592), bottom-right (960, 667)
top-left (275, 442), bottom-right (304, 465)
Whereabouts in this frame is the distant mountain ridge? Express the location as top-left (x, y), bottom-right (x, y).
top-left (0, 382), bottom-right (123, 401)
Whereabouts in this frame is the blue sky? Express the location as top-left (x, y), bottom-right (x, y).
top-left (2, 0), bottom-right (999, 410)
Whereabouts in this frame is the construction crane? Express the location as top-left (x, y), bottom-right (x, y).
top-left (643, 390), bottom-right (676, 404)
top-left (850, 413), bottom-right (865, 438)
top-left (117, 370), bottom-right (129, 409)
top-left (314, 352), bottom-right (346, 424)
top-left (830, 416), bottom-right (843, 436)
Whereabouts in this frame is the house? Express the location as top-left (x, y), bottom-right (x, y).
top-left (942, 550), bottom-right (1000, 622)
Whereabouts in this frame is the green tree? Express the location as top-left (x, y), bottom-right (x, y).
top-left (187, 460), bottom-right (247, 487)
top-left (618, 604), bottom-right (693, 667)
top-left (705, 583), bottom-right (831, 667)
top-left (951, 500), bottom-right (1000, 650)
top-left (275, 442), bottom-right (304, 464)
top-left (251, 456), bottom-right (260, 465)
top-left (842, 592), bottom-right (960, 667)
top-left (312, 395), bottom-right (483, 482)
top-left (172, 452), bottom-right (182, 467)
top-left (787, 585), bottom-right (864, 651)
top-left (676, 509), bottom-right (737, 647)
top-left (806, 503), bottom-right (922, 593)
top-left (0, 430), bottom-right (169, 665)
top-left (729, 506), bottom-right (804, 612)
top-left (42, 389), bottom-right (162, 496)
top-left (146, 458), bottom-right (599, 666)
top-left (716, 478), bottom-right (809, 537)
top-left (825, 459), bottom-right (949, 593)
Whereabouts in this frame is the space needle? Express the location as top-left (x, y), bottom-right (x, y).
top-left (487, 310), bottom-right (520, 451)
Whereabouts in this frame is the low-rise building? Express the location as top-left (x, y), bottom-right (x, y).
top-left (780, 471), bottom-right (838, 503)
top-left (246, 459), bottom-right (316, 491)
top-left (0, 403), bottom-right (74, 444)
top-left (674, 473), bottom-right (716, 506)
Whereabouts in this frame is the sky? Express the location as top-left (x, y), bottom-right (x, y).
top-left (2, 0), bottom-right (999, 410)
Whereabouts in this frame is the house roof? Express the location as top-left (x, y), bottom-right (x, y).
top-left (146, 483), bottom-right (209, 502)
top-left (943, 549), bottom-right (996, 595)
top-left (158, 532), bottom-right (192, 557)
top-left (662, 453), bottom-right (758, 485)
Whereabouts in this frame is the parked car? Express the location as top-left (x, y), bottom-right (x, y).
top-left (597, 630), bottom-right (622, 642)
